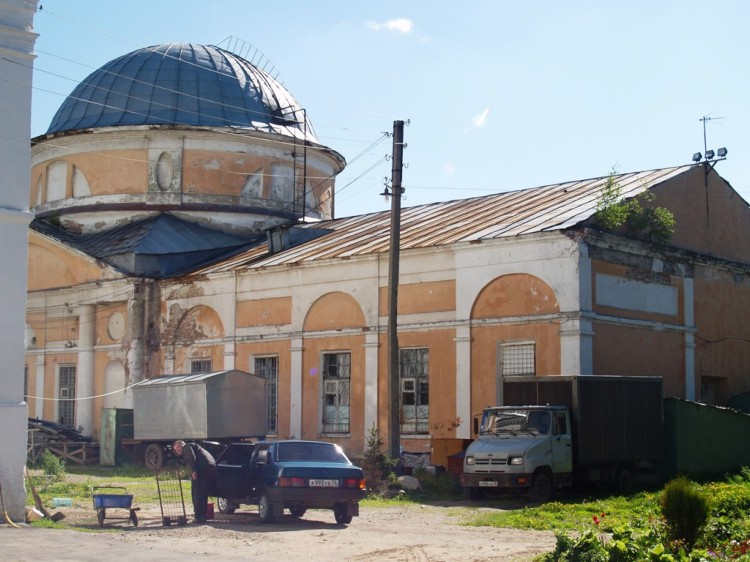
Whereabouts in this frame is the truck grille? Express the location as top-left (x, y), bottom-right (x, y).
top-left (475, 457), bottom-right (508, 471)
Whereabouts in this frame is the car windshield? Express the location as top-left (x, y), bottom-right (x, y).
top-left (481, 409), bottom-right (550, 436)
top-left (276, 442), bottom-right (349, 463)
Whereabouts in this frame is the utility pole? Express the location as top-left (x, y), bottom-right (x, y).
top-left (386, 120), bottom-right (405, 461)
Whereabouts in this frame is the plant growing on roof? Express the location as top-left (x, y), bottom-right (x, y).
top-left (594, 167), bottom-right (676, 245)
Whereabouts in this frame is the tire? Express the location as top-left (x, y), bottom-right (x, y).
top-left (529, 472), bottom-right (553, 503)
top-left (217, 497), bottom-right (236, 514)
top-left (615, 467), bottom-right (634, 494)
top-left (130, 510), bottom-right (139, 527)
top-left (97, 509), bottom-right (105, 527)
top-left (333, 504), bottom-right (353, 525)
top-left (289, 506), bottom-right (307, 518)
top-left (258, 491), bottom-right (275, 523)
top-left (144, 443), bottom-right (165, 470)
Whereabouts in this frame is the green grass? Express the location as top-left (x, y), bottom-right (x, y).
top-left (27, 463), bottom-right (174, 506)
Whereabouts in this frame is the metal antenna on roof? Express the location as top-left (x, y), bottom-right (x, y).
top-left (691, 116), bottom-right (727, 167)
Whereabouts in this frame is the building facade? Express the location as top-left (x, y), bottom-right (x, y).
top-left (25, 43), bottom-right (750, 466)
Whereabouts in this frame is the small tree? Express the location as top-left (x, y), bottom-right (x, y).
top-left (360, 424), bottom-right (394, 488)
top-left (594, 168), bottom-right (675, 245)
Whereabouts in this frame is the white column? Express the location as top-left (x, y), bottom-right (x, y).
top-left (363, 333), bottom-right (379, 435)
top-left (0, 0), bottom-right (39, 523)
top-left (76, 304), bottom-right (96, 436)
top-left (455, 325), bottom-right (472, 439)
top-left (290, 337), bottom-right (303, 439)
top-left (683, 278), bottom-right (696, 400)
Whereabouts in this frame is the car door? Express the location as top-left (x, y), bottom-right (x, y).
top-left (550, 411), bottom-right (573, 473)
top-left (247, 443), bottom-right (271, 500)
top-left (215, 444), bottom-right (255, 500)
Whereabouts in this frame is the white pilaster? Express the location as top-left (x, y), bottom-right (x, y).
top-left (290, 337), bottom-right (303, 439)
top-left (76, 304), bottom-right (96, 435)
top-left (363, 333), bottom-right (379, 435)
top-left (455, 325), bottom-right (471, 439)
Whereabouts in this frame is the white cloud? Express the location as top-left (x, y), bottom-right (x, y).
top-left (367, 18), bottom-right (414, 33)
top-left (443, 163), bottom-right (457, 174)
top-left (472, 107), bottom-right (490, 128)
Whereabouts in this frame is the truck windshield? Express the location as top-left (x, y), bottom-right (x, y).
top-left (481, 409), bottom-right (550, 436)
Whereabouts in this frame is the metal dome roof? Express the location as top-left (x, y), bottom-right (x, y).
top-left (47, 43), bottom-right (315, 140)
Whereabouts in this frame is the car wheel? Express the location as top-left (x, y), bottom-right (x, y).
top-left (144, 443), bottom-right (164, 470)
top-left (217, 497), bottom-right (236, 514)
top-left (258, 491), bottom-right (275, 523)
top-left (289, 506), bottom-right (307, 518)
top-left (333, 504), bottom-right (353, 525)
top-left (529, 471), bottom-right (553, 503)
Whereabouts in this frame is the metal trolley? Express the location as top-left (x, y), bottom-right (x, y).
top-left (155, 466), bottom-right (188, 526)
top-left (91, 486), bottom-right (140, 527)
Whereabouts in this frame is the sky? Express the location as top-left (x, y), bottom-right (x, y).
top-left (28, 0), bottom-right (750, 219)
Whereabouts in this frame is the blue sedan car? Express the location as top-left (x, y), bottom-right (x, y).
top-left (214, 440), bottom-right (366, 524)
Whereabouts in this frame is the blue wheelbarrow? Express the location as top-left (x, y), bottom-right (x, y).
top-left (91, 486), bottom-right (140, 527)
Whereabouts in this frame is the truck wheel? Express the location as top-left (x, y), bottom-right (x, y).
top-left (144, 443), bottom-right (164, 470)
top-left (258, 492), bottom-right (275, 523)
top-left (615, 467), bottom-right (634, 494)
top-left (529, 472), bottom-right (553, 503)
top-left (217, 497), bottom-right (236, 514)
top-left (333, 504), bottom-right (353, 525)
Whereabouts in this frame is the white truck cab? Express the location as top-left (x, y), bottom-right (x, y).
top-left (461, 405), bottom-right (572, 502)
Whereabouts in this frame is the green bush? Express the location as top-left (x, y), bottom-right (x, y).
top-left (38, 450), bottom-right (66, 482)
top-left (660, 476), bottom-right (709, 550)
top-left (413, 467), bottom-right (462, 498)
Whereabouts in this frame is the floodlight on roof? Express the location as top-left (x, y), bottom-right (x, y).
top-left (692, 152), bottom-right (702, 162)
top-left (718, 147), bottom-right (727, 157)
top-left (705, 149), bottom-right (715, 160)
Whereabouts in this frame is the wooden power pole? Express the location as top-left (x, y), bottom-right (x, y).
top-left (387, 120), bottom-right (405, 461)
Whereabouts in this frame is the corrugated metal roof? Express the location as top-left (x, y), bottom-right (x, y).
top-left (31, 213), bottom-right (260, 278)
top-left (194, 165), bottom-right (693, 275)
top-left (132, 370), bottom-right (237, 386)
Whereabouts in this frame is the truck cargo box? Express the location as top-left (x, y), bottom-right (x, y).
top-left (132, 370), bottom-right (267, 441)
top-left (502, 375), bottom-right (663, 467)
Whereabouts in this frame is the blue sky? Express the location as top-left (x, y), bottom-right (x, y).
top-left (30, 1), bottom-right (749, 219)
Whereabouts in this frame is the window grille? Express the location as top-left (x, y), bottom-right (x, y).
top-left (255, 356), bottom-right (278, 434)
top-left (58, 365), bottom-right (76, 429)
top-left (399, 348), bottom-right (429, 434)
top-left (321, 352), bottom-right (350, 433)
top-left (500, 342), bottom-right (535, 376)
top-left (190, 359), bottom-right (212, 374)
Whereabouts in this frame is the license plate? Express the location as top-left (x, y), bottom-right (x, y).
top-left (309, 479), bottom-right (339, 487)
top-left (478, 481), bottom-right (499, 487)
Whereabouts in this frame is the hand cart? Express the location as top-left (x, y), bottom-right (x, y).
top-left (155, 466), bottom-right (188, 526)
top-left (91, 486), bottom-right (140, 527)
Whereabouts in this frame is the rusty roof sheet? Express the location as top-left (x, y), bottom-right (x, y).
top-left (194, 165), bottom-right (693, 275)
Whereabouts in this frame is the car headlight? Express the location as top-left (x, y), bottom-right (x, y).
top-left (465, 455), bottom-right (475, 465)
top-left (508, 456), bottom-right (524, 465)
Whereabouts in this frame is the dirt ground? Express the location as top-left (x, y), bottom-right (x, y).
top-left (51, 500), bottom-right (556, 561)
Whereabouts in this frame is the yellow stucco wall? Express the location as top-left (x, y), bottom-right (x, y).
top-left (378, 280), bottom-right (456, 316)
top-left (236, 296), bottom-right (292, 327)
top-left (28, 235), bottom-right (106, 290)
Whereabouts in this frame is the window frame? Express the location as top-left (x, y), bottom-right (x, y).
top-left (320, 351), bottom-right (351, 434)
top-left (399, 347), bottom-right (430, 435)
top-left (254, 355), bottom-right (279, 435)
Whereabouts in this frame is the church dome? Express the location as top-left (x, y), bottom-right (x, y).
top-left (47, 43), bottom-right (315, 141)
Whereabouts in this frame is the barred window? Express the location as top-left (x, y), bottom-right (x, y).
top-left (58, 365), bottom-right (76, 429)
top-left (322, 352), bottom-right (350, 434)
top-left (190, 359), bottom-right (212, 374)
top-left (400, 348), bottom-right (429, 434)
top-left (500, 342), bottom-right (535, 376)
top-left (255, 356), bottom-right (278, 434)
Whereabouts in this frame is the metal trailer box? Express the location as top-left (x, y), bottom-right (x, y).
top-left (501, 375), bottom-right (663, 467)
top-left (132, 370), bottom-right (267, 441)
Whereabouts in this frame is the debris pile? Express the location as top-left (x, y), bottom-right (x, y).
top-left (27, 418), bottom-right (98, 465)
